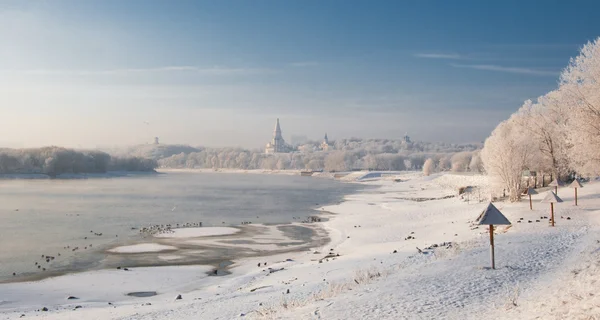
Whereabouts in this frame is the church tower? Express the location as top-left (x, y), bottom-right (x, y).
top-left (320, 133), bottom-right (331, 151)
top-left (265, 118), bottom-right (288, 154)
top-left (274, 118), bottom-right (283, 143)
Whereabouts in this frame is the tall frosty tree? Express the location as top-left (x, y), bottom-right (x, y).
top-left (481, 37), bottom-right (600, 197)
top-left (481, 115), bottom-right (535, 201)
top-left (422, 158), bottom-right (434, 176)
top-left (513, 92), bottom-right (570, 179)
top-left (559, 37), bottom-right (600, 177)
top-left (450, 152), bottom-right (472, 172)
top-left (469, 152), bottom-right (483, 173)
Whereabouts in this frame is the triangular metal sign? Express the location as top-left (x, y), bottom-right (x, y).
top-left (476, 203), bottom-right (511, 225)
top-left (526, 187), bottom-right (538, 195)
top-left (569, 180), bottom-right (583, 188)
top-left (548, 179), bottom-right (562, 187)
top-left (541, 191), bottom-right (563, 203)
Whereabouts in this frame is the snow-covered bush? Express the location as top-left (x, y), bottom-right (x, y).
top-left (423, 158), bottom-right (435, 176)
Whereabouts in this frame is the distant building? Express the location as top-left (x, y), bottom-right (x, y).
top-left (320, 133), bottom-right (331, 151)
top-left (265, 118), bottom-right (292, 154)
top-left (154, 137), bottom-right (159, 145)
top-left (403, 133), bottom-right (411, 143)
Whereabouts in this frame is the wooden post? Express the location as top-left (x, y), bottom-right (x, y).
top-left (554, 186), bottom-right (558, 195)
top-left (575, 188), bottom-right (578, 206)
top-left (489, 224), bottom-right (495, 269)
top-left (529, 194), bottom-right (532, 210)
top-left (550, 202), bottom-right (555, 227)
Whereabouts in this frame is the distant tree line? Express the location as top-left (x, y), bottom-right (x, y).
top-left (0, 137), bottom-right (481, 175)
top-left (0, 147), bottom-right (157, 176)
top-left (153, 138), bottom-right (482, 172)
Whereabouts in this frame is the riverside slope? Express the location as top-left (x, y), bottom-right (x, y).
top-left (2, 172), bottom-right (599, 319)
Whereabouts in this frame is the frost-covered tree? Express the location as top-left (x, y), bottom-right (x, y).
top-left (0, 147), bottom-right (156, 175)
top-left (559, 37), bottom-right (600, 177)
top-left (423, 158), bottom-right (434, 176)
top-left (513, 93), bottom-right (570, 179)
top-left (438, 156), bottom-right (451, 171)
top-left (468, 152), bottom-right (483, 173)
top-left (324, 151), bottom-right (351, 172)
top-left (450, 152), bottom-right (472, 172)
top-left (481, 115), bottom-right (535, 201)
top-left (150, 139), bottom-right (481, 172)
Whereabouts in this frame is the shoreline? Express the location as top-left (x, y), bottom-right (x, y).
top-left (0, 171), bottom-right (436, 317)
top-left (9, 171), bottom-right (592, 319)
top-left (0, 170), bottom-right (375, 315)
top-left (0, 170), bottom-right (159, 180)
top-left (0, 221), bottom-right (332, 285)
top-left (0, 170), bottom-right (358, 286)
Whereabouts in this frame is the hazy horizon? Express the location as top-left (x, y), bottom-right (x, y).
top-left (1, 1), bottom-right (598, 149)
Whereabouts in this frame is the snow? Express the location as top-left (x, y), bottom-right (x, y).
top-left (0, 265), bottom-right (213, 315)
top-left (157, 255), bottom-right (185, 261)
top-left (153, 227), bottom-right (240, 238)
top-left (1, 172), bottom-right (599, 319)
top-left (107, 244), bottom-right (178, 253)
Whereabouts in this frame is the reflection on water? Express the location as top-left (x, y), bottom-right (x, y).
top-left (0, 172), bottom-right (360, 282)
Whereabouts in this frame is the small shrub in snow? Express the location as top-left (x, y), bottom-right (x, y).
top-left (423, 158), bottom-right (435, 176)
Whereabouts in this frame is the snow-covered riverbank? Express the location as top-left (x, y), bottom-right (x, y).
top-left (1, 172), bottom-right (599, 319)
top-left (0, 171), bottom-right (158, 180)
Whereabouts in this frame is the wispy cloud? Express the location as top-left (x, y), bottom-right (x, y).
top-left (413, 53), bottom-right (463, 60)
top-left (289, 61), bottom-right (319, 67)
top-left (485, 43), bottom-right (578, 50)
top-left (18, 66), bottom-right (276, 76)
top-left (449, 63), bottom-right (559, 76)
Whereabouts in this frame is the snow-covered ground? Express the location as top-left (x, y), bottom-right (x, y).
top-left (2, 172), bottom-right (599, 320)
top-left (107, 244), bottom-right (178, 254)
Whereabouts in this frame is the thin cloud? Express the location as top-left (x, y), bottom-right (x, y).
top-left (413, 53), bottom-right (463, 60)
top-left (449, 63), bottom-right (559, 76)
top-left (19, 66), bottom-right (275, 76)
top-left (289, 61), bottom-right (319, 67)
top-left (485, 43), bottom-right (578, 50)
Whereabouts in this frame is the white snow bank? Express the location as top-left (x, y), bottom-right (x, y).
top-left (107, 243), bottom-right (177, 253)
top-left (157, 255), bottom-right (185, 261)
top-left (0, 265), bottom-right (213, 312)
top-left (153, 227), bottom-right (240, 238)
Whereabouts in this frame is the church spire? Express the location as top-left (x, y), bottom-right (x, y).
top-left (274, 118), bottom-right (282, 139)
top-left (265, 118), bottom-right (288, 154)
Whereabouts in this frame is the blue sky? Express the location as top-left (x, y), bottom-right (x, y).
top-left (0, 0), bottom-right (597, 148)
